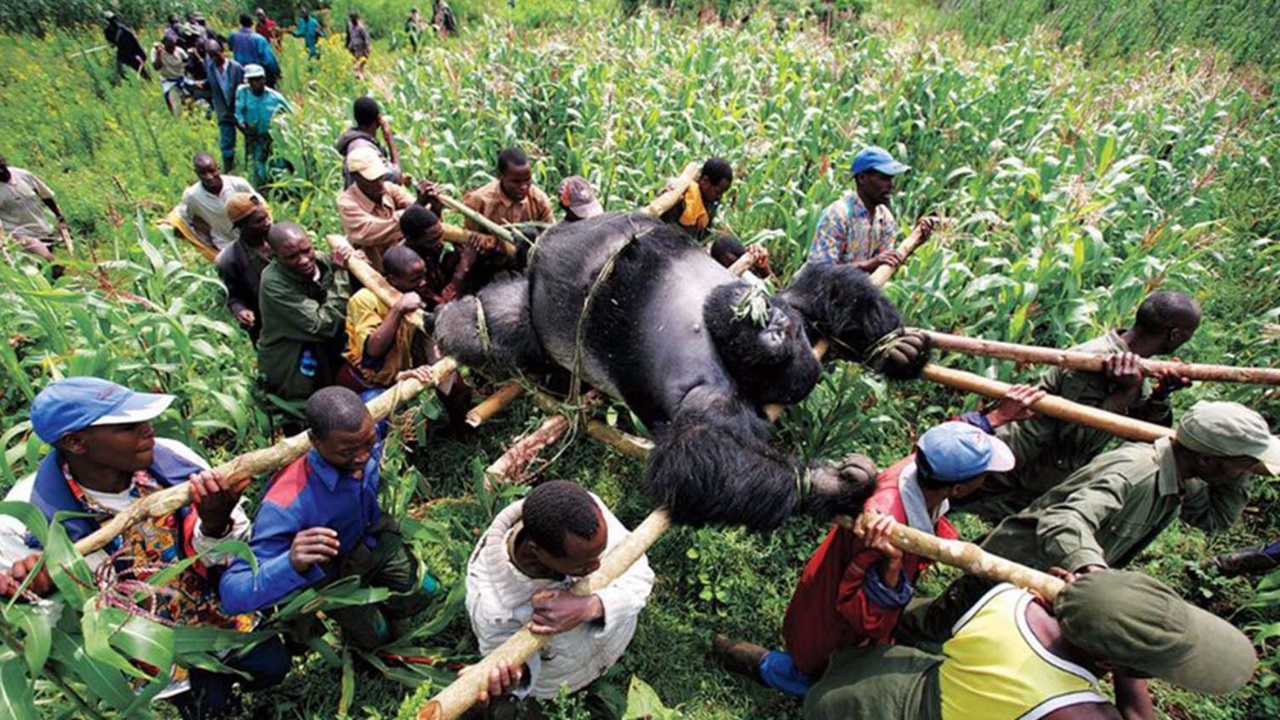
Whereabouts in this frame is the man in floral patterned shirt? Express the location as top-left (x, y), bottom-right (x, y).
top-left (807, 146), bottom-right (932, 272)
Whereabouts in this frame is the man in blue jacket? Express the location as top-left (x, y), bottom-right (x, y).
top-left (220, 381), bottom-right (435, 650)
top-left (205, 39), bottom-right (245, 173)
top-left (227, 13), bottom-right (281, 86)
top-left (0, 377), bottom-right (289, 718)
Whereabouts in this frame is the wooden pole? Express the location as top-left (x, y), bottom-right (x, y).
top-left (416, 509), bottom-right (672, 720)
top-left (466, 382), bottom-right (525, 428)
top-left (437, 195), bottom-right (519, 247)
top-left (920, 364), bottom-right (1172, 442)
top-left (441, 223), bottom-right (518, 259)
top-left (58, 225), bottom-right (74, 254)
top-left (73, 357), bottom-right (457, 558)
top-left (640, 162), bottom-right (701, 218)
top-left (922, 330), bottom-right (1280, 386)
top-left (484, 415), bottom-right (570, 487)
top-left (843, 512), bottom-right (1065, 601)
top-left (725, 252), bottom-right (755, 277)
top-left (326, 235), bottom-right (426, 334)
top-left (585, 420), bottom-right (653, 460)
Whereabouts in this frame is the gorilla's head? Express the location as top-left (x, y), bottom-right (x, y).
top-left (704, 282), bottom-right (821, 406)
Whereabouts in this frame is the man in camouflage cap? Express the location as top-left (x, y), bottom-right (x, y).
top-left (806, 570), bottom-right (1256, 720)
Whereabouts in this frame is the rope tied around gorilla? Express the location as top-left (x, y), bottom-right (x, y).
top-left (569, 220), bottom-right (649, 405)
top-left (824, 326), bottom-right (906, 373)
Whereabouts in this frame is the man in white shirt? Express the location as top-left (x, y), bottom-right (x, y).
top-left (172, 152), bottom-right (257, 255)
top-left (465, 480), bottom-right (654, 710)
top-left (0, 156), bottom-right (69, 262)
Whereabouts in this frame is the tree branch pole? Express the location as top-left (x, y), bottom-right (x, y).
top-left (841, 513), bottom-right (1065, 601)
top-left (466, 382), bottom-right (525, 427)
top-left (640, 162), bottom-right (702, 218)
top-left (416, 509), bottom-right (672, 720)
top-left (436, 194), bottom-right (520, 247)
top-left (441, 223), bottom-right (518, 259)
top-left (326, 235), bottom-right (426, 334)
top-left (920, 330), bottom-right (1280, 386)
top-left (73, 358), bottom-right (457, 558)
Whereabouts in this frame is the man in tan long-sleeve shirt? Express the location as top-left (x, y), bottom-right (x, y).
top-left (336, 145), bottom-right (425, 272)
top-left (462, 147), bottom-right (554, 230)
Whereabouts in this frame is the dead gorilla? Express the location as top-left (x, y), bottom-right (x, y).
top-left (435, 213), bottom-right (930, 530)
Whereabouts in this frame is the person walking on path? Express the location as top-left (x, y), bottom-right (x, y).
top-left (234, 64), bottom-right (292, 186)
top-left (205, 40), bottom-right (246, 172)
top-left (345, 11), bottom-right (373, 79)
top-left (293, 8), bottom-right (324, 59)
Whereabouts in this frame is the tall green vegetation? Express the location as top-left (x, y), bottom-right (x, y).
top-left (937, 0), bottom-right (1280, 71)
top-left (0, 4), bottom-right (1278, 718)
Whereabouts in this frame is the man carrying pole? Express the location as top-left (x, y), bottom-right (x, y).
top-left (906, 400), bottom-right (1279, 643)
top-left (953, 290), bottom-right (1202, 521)
top-left (0, 377), bottom-right (290, 717)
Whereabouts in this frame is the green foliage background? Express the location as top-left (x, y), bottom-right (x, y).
top-left (0, 0), bottom-right (1278, 718)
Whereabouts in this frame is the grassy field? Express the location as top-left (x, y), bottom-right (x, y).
top-left (1, 1), bottom-right (1278, 718)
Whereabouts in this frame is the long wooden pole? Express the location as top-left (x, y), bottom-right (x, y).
top-left (416, 509), bottom-right (672, 720)
top-left (73, 357), bottom-right (457, 558)
top-left (921, 364), bottom-right (1172, 442)
top-left (466, 382), bottom-right (525, 427)
top-left (922, 330), bottom-right (1280, 386)
top-left (437, 195), bottom-right (520, 247)
top-left (327, 235), bottom-right (427, 334)
top-left (843, 513), bottom-right (1065, 601)
top-left (640, 162), bottom-right (701, 218)
top-left (441, 223), bottom-right (518, 259)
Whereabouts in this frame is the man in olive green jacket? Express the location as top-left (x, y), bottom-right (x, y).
top-left (907, 401), bottom-right (1279, 643)
top-left (958, 291), bottom-right (1202, 521)
top-left (257, 224), bottom-right (353, 399)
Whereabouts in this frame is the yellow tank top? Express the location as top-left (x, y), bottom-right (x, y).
top-left (939, 584), bottom-right (1106, 720)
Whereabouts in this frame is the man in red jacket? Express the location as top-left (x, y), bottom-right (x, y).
top-left (714, 418), bottom-right (1019, 695)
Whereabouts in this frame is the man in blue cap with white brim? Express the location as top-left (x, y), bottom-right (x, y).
top-left (807, 145), bottom-right (934, 272)
top-left (712, 416), bottom-right (1022, 697)
top-left (0, 377), bottom-right (289, 717)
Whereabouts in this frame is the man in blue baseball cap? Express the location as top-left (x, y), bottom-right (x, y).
top-left (712, 410), bottom-right (1024, 697)
top-left (806, 145), bottom-right (935, 272)
top-left (0, 377), bottom-right (289, 717)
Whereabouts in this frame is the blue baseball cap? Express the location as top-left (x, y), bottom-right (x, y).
top-left (850, 146), bottom-right (910, 176)
top-left (30, 377), bottom-right (175, 444)
top-left (915, 422), bottom-right (1015, 482)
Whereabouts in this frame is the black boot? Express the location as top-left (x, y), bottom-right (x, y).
top-left (1207, 547), bottom-right (1280, 578)
top-left (712, 634), bottom-right (767, 685)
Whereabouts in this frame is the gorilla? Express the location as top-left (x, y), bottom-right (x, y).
top-left (435, 213), bottom-right (930, 530)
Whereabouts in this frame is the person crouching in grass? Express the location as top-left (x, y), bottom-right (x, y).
top-left (219, 381), bottom-right (437, 650)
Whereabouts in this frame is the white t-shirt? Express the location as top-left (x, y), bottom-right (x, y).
top-left (175, 175), bottom-right (256, 251)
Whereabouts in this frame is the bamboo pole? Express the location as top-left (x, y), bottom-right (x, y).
top-left (437, 195), bottom-right (519, 247)
top-left (58, 225), bottom-right (74, 254)
top-left (921, 330), bottom-right (1280, 386)
top-left (921, 364), bottom-right (1172, 442)
top-left (326, 235), bottom-right (425, 334)
top-left (441, 223), bottom-right (518, 259)
top-left (725, 251), bottom-right (755, 277)
top-left (466, 382), bottom-right (525, 427)
top-left (416, 509), bottom-right (672, 720)
top-left (484, 415), bottom-right (570, 487)
top-left (73, 357), bottom-right (457, 558)
top-left (585, 420), bottom-right (653, 460)
top-left (640, 162), bottom-right (701, 218)
top-left (843, 512), bottom-right (1065, 601)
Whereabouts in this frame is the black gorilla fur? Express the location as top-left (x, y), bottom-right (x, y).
top-left (435, 213), bottom-right (928, 530)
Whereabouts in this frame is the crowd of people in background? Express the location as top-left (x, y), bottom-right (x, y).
top-left (1, 9), bottom-right (1278, 720)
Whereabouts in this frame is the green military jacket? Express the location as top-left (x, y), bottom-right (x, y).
top-left (981, 437), bottom-right (1251, 573)
top-left (973, 332), bottom-right (1172, 516)
top-left (257, 253), bottom-right (350, 399)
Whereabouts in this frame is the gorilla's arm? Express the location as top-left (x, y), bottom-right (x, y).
top-left (645, 386), bottom-right (876, 530)
top-left (433, 276), bottom-right (551, 375)
top-left (777, 263), bottom-right (930, 379)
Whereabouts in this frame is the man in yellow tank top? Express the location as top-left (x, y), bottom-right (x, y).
top-left (804, 570), bottom-right (1255, 720)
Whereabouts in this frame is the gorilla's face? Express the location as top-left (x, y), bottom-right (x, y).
top-left (705, 285), bottom-right (822, 407)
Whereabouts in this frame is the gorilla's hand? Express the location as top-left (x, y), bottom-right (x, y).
top-left (805, 453), bottom-right (879, 522)
top-left (878, 328), bottom-right (932, 380)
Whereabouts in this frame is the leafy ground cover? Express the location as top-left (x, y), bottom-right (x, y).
top-left (0, 1), bottom-right (1278, 718)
